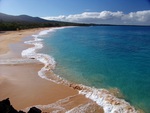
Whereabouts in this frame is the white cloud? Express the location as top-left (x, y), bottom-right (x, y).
top-left (42, 10), bottom-right (150, 25)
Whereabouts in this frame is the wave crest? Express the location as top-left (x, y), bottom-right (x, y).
top-left (21, 27), bottom-right (139, 113)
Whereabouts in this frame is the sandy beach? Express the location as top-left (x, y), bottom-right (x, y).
top-left (0, 28), bottom-right (104, 112)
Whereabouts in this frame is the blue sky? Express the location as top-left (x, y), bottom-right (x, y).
top-left (0, 0), bottom-right (150, 25)
top-left (0, 0), bottom-right (150, 16)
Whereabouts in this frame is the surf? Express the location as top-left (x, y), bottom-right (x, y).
top-left (21, 27), bottom-right (139, 113)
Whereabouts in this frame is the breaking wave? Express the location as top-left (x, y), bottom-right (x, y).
top-left (21, 27), bottom-right (139, 113)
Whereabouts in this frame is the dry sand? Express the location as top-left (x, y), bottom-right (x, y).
top-left (0, 28), bottom-right (104, 112)
top-left (0, 28), bottom-right (48, 54)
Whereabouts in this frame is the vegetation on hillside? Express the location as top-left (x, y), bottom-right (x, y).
top-left (0, 13), bottom-right (89, 31)
top-left (0, 20), bottom-right (90, 31)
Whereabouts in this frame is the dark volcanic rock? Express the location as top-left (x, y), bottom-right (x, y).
top-left (0, 98), bottom-right (18, 113)
top-left (28, 107), bottom-right (41, 113)
top-left (0, 98), bottom-right (41, 113)
top-left (19, 111), bottom-right (26, 113)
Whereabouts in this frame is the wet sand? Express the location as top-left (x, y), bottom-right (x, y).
top-left (0, 28), bottom-right (104, 112)
top-left (0, 28), bottom-right (49, 54)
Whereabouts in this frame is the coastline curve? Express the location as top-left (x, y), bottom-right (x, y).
top-left (21, 27), bottom-right (139, 113)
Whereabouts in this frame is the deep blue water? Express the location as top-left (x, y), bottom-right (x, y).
top-left (40, 26), bottom-right (150, 112)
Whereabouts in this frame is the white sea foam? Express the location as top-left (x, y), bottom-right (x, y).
top-left (21, 27), bottom-right (139, 113)
top-left (23, 94), bottom-right (78, 112)
top-left (78, 85), bottom-right (138, 113)
top-left (0, 58), bottom-right (38, 64)
top-left (22, 28), bottom-right (59, 80)
top-left (66, 103), bottom-right (99, 113)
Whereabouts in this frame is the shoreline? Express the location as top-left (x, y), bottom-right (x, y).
top-left (0, 28), bottom-right (51, 55)
top-left (0, 28), bottom-right (104, 112)
top-left (0, 27), bottom-right (142, 113)
top-left (24, 27), bottom-right (139, 113)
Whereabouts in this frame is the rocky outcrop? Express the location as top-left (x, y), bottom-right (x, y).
top-left (0, 98), bottom-right (41, 113)
top-left (28, 107), bottom-right (41, 113)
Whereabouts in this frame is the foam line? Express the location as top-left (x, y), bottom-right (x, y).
top-left (21, 27), bottom-right (139, 113)
top-left (78, 85), bottom-right (138, 113)
top-left (0, 58), bottom-right (38, 64)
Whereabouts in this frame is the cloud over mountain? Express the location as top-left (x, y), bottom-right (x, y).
top-left (43, 10), bottom-right (150, 25)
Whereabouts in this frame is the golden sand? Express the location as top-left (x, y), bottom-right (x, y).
top-left (0, 28), bottom-right (104, 112)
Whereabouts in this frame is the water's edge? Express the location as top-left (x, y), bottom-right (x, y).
top-left (21, 27), bottom-right (139, 113)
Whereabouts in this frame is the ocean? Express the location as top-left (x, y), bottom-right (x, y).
top-left (22, 26), bottom-right (150, 113)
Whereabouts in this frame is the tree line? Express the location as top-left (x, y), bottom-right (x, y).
top-left (0, 20), bottom-right (89, 31)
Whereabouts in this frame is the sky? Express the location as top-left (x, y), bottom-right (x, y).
top-left (0, 0), bottom-right (150, 25)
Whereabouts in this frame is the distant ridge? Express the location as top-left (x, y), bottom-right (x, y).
top-left (0, 13), bottom-right (88, 31)
top-left (1, 13), bottom-right (148, 31)
top-left (0, 13), bottom-right (51, 23)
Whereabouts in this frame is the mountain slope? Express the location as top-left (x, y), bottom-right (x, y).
top-left (0, 13), bottom-right (52, 23)
top-left (0, 13), bottom-right (88, 31)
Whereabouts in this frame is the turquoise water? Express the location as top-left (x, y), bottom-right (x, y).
top-left (40, 26), bottom-right (150, 112)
